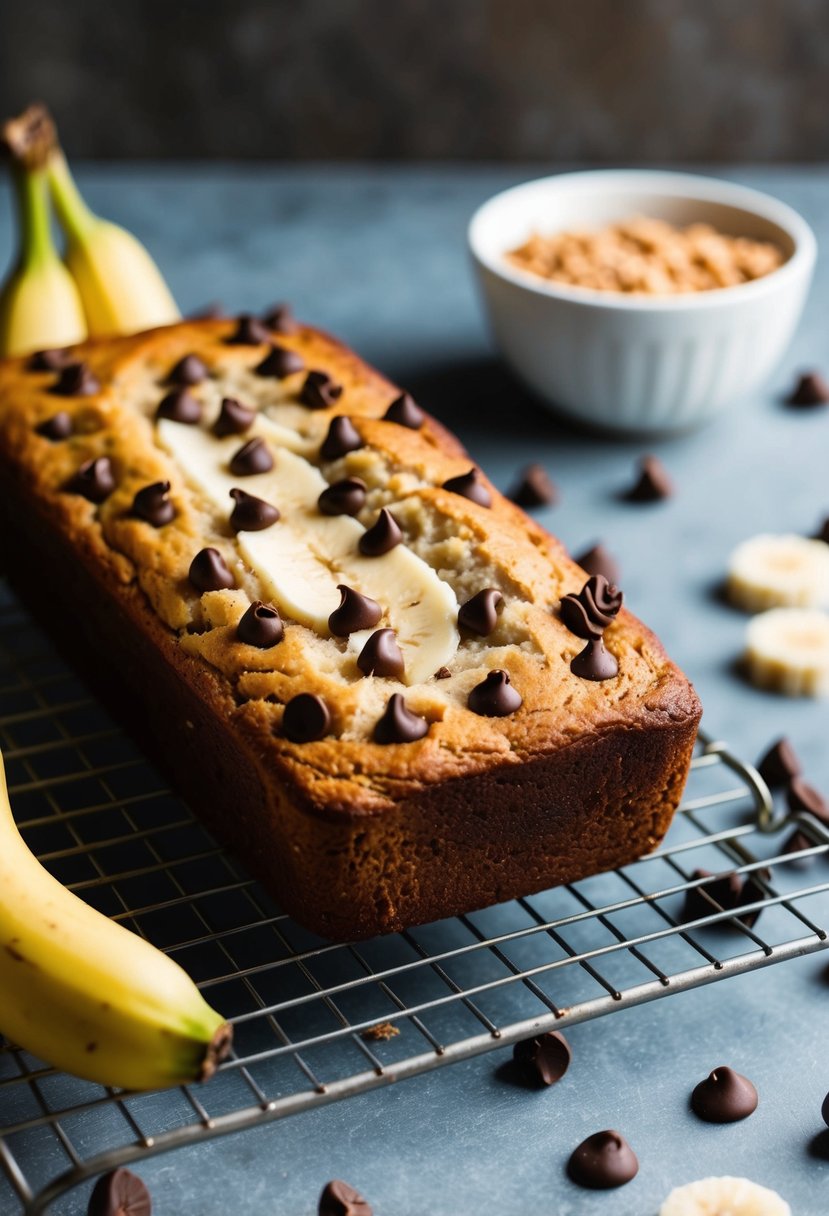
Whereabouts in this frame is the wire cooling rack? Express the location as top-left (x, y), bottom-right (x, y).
top-left (0, 584), bottom-right (828, 1215)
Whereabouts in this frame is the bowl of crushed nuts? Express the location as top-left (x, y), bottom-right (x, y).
top-left (468, 170), bottom-right (816, 433)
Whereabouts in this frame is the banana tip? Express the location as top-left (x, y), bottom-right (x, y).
top-left (199, 1021), bottom-right (233, 1082)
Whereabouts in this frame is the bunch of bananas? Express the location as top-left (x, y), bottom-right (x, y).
top-left (0, 749), bottom-right (231, 1089)
top-left (0, 103), bottom-right (180, 357)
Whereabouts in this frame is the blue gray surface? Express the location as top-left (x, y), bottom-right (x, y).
top-left (1, 166), bottom-right (828, 1214)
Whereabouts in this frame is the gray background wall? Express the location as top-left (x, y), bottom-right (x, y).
top-left (1, 0), bottom-right (828, 161)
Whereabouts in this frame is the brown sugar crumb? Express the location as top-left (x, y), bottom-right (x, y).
top-left (506, 215), bottom-right (784, 296)
top-left (361, 1021), bottom-right (400, 1042)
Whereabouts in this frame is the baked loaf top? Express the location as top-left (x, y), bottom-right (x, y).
top-left (0, 314), bottom-right (700, 818)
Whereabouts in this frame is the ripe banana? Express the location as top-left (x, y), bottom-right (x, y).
top-left (0, 155), bottom-right (86, 356)
top-left (744, 607), bottom-right (829, 697)
top-left (728, 533), bottom-right (829, 613)
top-left (48, 147), bottom-right (180, 338)
top-left (660, 1175), bottom-right (790, 1216)
top-left (0, 750), bottom-right (231, 1091)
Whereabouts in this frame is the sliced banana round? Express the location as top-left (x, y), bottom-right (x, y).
top-left (727, 533), bottom-right (829, 612)
top-left (745, 607), bottom-right (829, 697)
top-left (660, 1175), bottom-right (790, 1216)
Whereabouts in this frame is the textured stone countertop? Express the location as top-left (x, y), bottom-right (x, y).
top-left (1, 165), bottom-right (827, 1215)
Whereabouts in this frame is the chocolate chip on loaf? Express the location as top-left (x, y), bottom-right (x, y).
top-left (51, 361), bottom-right (100, 397)
top-left (255, 344), bottom-right (305, 379)
top-left (320, 416), bottom-right (363, 461)
top-left (229, 487), bottom-right (280, 532)
top-left (358, 508), bottom-right (402, 556)
top-left (574, 542), bottom-right (621, 585)
top-left (225, 314), bottom-right (271, 345)
top-left (283, 693), bottom-right (331, 743)
top-left (328, 585), bottom-right (383, 636)
top-left (441, 467), bottom-right (492, 508)
top-left (167, 353), bottom-right (207, 386)
top-left (318, 1179), bottom-right (372, 1216)
top-left (28, 348), bottom-right (74, 372)
top-left (214, 396), bottom-right (255, 437)
top-left (458, 588), bottom-right (503, 636)
top-left (156, 388), bottom-right (202, 424)
top-left (373, 693), bottom-right (429, 744)
top-left (36, 411), bottom-right (73, 440)
top-left (626, 454), bottom-right (673, 502)
top-left (263, 302), bottom-right (298, 334)
top-left (357, 629), bottom-right (405, 679)
top-left (383, 392), bottom-right (424, 429)
top-left (318, 477), bottom-right (367, 517)
top-left (237, 601), bottom-right (284, 648)
top-left (229, 437), bottom-right (273, 476)
top-left (508, 462), bottom-right (558, 508)
top-left (560, 575), bottom-right (623, 639)
top-left (468, 669), bottom-right (522, 716)
top-left (67, 457), bottom-right (115, 503)
top-left (571, 637), bottom-right (619, 681)
top-left (189, 547), bottom-right (235, 593)
top-left (786, 370), bottom-right (829, 407)
top-left (132, 480), bottom-right (175, 527)
top-left (301, 370), bottom-right (343, 409)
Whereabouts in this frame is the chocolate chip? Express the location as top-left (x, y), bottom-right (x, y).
top-left (626, 454), bottom-right (673, 502)
top-left (512, 1031), bottom-right (571, 1086)
top-left (328, 585), bottom-right (383, 636)
top-left (691, 1066), bottom-right (758, 1123)
top-left (468, 669), bottom-right (522, 716)
top-left (787, 777), bottom-right (829, 821)
top-left (318, 477), bottom-right (368, 517)
top-left (321, 416), bottom-right (363, 461)
top-left (823, 1091), bottom-right (829, 1131)
top-left (757, 737), bottom-right (802, 788)
top-left (383, 392), bottom-right (424, 429)
top-left (357, 629), bottom-right (405, 679)
top-left (508, 462), bottom-right (558, 508)
top-left (51, 361), bottom-right (100, 397)
top-left (567, 1130), bottom-right (639, 1190)
top-left (255, 344), bottom-right (305, 379)
top-left (815, 517), bottom-right (829, 545)
top-left (225, 314), bottom-right (271, 345)
top-left (87, 1167), bottom-right (152, 1216)
top-left (682, 868), bottom-right (765, 927)
top-left (237, 601), bottom-right (284, 648)
top-left (786, 371), bottom-right (829, 406)
top-left (229, 488), bottom-right (279, 532)
top-left (574, 543), bottom-right (621, 585)
top-left (458, 588), bottom-right (503, 636)
top-left (67, 457), bottom-right (115, 503)
top-left (28, 348), bottom-right (74, 372)
top-left (189, 547), bottom-right (235, 593)
top-left (156, 388), bottom-right (202, 424)
top-left (283, 693), bottom-right (331, 743)
top-left (263, 303), bottom-right (298, 334)
top-left (560, 575), bottom-right (623, 640)
top-left (373, 693), bottom-right (429, 744)
top-left (358, 508), bottom-right (402, 556)
top-left (132, 480), bottom-right (175, 527)
top-left (229, 437), bottom-right (273, 476)
top-left (434, 666), bottom-right (452, 679)
top-left (301, 370), bottom-right (344, 409)
top-left (781, 827), bottom-right (815, 863)
top-left (214, 396), bottom-right (256, 436)
top-left (318, 1179), bottom-right (372, 1216)
top-left (441, 467), bottom-right (491, 508)
top-left (167, 353), bottom-right (207, 386)
top-left (36, 411), bottom-right (73, 440)
top-left (570, 637), bottom-right (619, 680)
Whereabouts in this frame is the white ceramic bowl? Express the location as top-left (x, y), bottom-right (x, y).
top-left (468, 170), bottom-right (816, 433)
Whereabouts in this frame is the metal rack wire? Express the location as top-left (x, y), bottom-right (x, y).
top-left (0, 581), bottom-right (827, 1216)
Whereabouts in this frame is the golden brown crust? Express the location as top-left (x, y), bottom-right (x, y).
top-left (0, 317), bottom-right (701, 937)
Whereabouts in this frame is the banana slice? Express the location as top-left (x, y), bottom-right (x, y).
top-left (158, 418), bottom-right (459, 682)
top-left (745, 607), bottom-right (829, 697)
top-left (660, 1176), bottom-right (790, 1216)
top-left (728, 533), bottom-right (829, 612)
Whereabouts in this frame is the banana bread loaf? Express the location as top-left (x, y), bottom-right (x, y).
top-left (0, 313), bottom-right (701, 939)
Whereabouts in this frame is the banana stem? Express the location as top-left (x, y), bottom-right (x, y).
top-left (46, 150), bottom-right (99, 242)
top-left (11, 166), bottom-right (57, 270)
